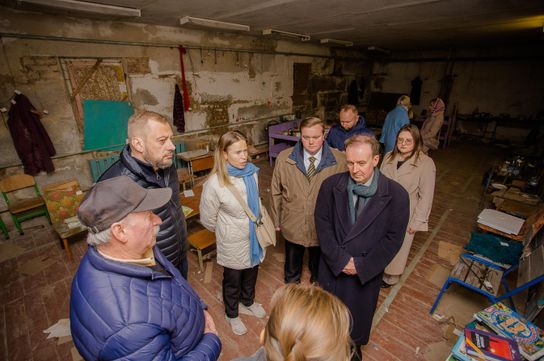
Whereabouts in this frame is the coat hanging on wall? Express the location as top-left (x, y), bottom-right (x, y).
top-left (347, 80), bottom-right (359, 106)
top-left (7, 93), bottom-right (56, 175)
top-left (410, 76), bottom-right (423, 106)
top-left (173, 84), bottom-right (185, 133)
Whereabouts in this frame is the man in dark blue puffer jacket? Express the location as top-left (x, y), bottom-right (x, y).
top-left (99, 111), bottom-right (189, 278)
top-left (70, 176), bottom-right (221, 360)
top-left (326, 104), bottom-right (374, 151)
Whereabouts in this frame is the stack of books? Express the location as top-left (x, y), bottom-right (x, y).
top-left (449, 302), bottom-right (544, 361)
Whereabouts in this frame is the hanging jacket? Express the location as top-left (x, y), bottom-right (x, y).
top-left (173, 84), bottom-right (185, 133)
top-left (7, 93), bottom-right (56, 175)
top-left (99, 145), bottom-right (187, 266)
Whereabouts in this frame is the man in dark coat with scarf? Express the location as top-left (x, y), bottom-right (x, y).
top-left (315, 134), bottom-right (409, 358)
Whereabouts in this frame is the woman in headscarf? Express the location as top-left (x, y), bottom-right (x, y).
top-left (379, 95), bottom-right (411, 153)
top-left (420, 97), bottom-right (446, 153)
top-left (200, 130), bottom-right (267, 336)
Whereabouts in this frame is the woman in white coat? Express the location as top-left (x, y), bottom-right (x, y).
top-left (200, 131), bottom-right (266, 336)
top-left (380, 124), bottom-right (436, 287)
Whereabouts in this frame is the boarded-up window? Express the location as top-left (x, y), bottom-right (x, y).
top-left (61, 59), bottom-right (128, 130)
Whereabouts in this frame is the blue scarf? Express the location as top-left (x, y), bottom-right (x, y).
top-left (227, 163), bottom-right (262, 266)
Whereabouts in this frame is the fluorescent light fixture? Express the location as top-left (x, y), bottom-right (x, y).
top-left (320, 38), bottom-right (353, 47)
top-left (179, 16), bottom-right (250, 32)
top-left (262, 28), bottom-right (311, 42)
top-left (19, 0), bottom-right (141, 17)
top-left (368, 45), bottom-right (390, 54)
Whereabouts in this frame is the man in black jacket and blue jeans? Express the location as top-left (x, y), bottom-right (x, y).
top-left (99, 111), bottom-right (189, 278)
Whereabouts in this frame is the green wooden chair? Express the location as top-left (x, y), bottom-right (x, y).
top-left (0, 174), bottom-right (51, 235)
top-left (174, 141), bottom-right (186, 169)
top-left (88, 154), bottom-right (120, 183)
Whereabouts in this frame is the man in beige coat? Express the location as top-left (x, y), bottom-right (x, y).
top-left (271, 117), bottom-right (346, 283)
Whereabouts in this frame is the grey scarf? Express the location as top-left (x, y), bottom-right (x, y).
top-left (347, 169), bottom-right (380, 224)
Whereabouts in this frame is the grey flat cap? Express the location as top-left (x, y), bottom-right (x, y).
top-left (78, 176), bottom-right (171, 233)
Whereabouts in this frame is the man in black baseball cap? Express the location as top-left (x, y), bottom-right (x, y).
top-left (70, 176), bottom-right (221, 361)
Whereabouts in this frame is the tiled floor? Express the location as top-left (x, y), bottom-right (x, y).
top-left (0, 141), bottom-right (515, 361)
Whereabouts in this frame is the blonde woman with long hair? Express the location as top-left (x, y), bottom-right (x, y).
top-left (233, 284), bottom-right (353, 361)
top-left (200, 130), bottom-right (267, 336)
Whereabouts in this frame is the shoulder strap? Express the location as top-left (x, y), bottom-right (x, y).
top-left (226, 183), bottom-right (259, 223)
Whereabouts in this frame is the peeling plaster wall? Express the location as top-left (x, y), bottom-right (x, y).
top-left (371, 57), bottom-right (544, 118)
top-left (0, 6), bottom-right (369, 190)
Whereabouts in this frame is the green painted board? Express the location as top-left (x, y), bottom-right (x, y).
top-left (83, 100), bottom-right (133, 151)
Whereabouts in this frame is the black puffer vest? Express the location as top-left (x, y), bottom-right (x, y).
top-left (98, 146), bottom-right (187, 266)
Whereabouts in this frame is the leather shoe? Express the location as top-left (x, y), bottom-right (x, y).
top-left (381, 280), bottom-right (392, 289)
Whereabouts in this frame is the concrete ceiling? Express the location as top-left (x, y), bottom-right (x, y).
top-left (4, 0), bottom-right (544, 51)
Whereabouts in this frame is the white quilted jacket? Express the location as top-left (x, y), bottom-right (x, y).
top-left (199, 173), bottom-right (265, 270)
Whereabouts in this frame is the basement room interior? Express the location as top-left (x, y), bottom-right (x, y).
top-left (0, 1), bottom-right (543, 360)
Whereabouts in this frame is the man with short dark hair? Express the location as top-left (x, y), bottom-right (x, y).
top-left (326, 104), bottom-right (373, 151)
top-left (271, 117), bottom-right (346, 284)
top-left (316, 134), bottom-right (409, 358)
top-left (99, 110), bottom-right (189, 278)
top-left (70, 176), bottom-right (221, 361)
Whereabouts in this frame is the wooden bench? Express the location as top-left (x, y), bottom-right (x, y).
top-left (188, 228), bottom-right (216, 272)
top-left (249, 144), bottom-right (268, 160)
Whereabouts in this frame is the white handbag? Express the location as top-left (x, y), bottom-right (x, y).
top-left (226, 184), bottom-right (276, 248)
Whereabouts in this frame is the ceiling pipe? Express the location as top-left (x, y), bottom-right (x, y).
top-left (0, 32), bottom-right (369, 61)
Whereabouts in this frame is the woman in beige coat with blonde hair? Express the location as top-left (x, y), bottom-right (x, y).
top-left (380, 124), bottom-right (436, 287)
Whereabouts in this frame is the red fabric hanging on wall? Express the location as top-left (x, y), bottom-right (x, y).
top-left (178, 46), bottom-right (191, 110)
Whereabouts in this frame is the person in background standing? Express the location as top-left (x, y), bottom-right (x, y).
top-left (420, 97), bottom-right (446, 153)
top-left (200, 131), bottom-right (267, 336)
top-left (271, 117), bottom-right (346, 284)
top-left (379, 95), bottom-right (411, 153)
top-left (326, 104), bottom-right (373, 151)
top-left (380, 124), bottom-right (436, 287)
